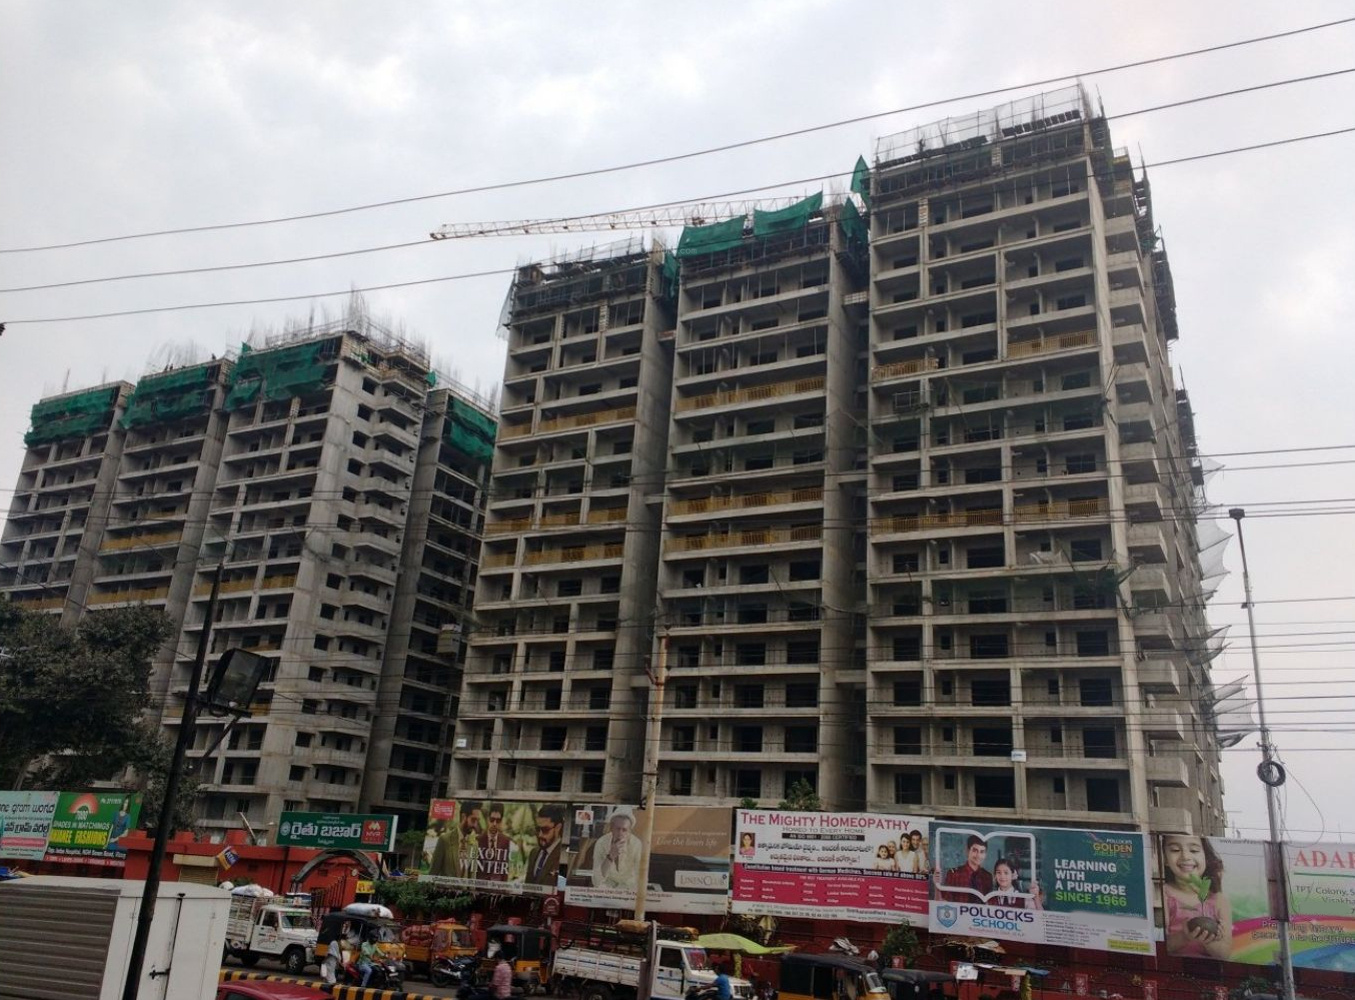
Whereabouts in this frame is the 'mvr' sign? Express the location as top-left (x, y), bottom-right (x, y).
top-left (276, 811), bottom-right (398, 852)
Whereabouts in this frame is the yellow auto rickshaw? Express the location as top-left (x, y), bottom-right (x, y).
top-left (480, 924), bottom-right (553, 993)
top-left (402, 920), bottom-right (476, 977)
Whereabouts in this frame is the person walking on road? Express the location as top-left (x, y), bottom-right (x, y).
top-left (493, 956), bottom-right (514, 1000)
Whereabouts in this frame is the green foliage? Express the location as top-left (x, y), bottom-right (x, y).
top-left (1184, 872), bottom-right (1213, 903)
top-left (1232, 975), bottom-right (1274, 999)
top-left (373, 878), bottom-right (472, 920)
top-left (739, 797), bottom-right (760, 810)
top-left (879, 925), bottom-right (922, 967)
top-left (0, 602), bottom-right (195, 829)
top-left (777, 779), bottom-right (822, 812)
top-left (0, 603), bottom-right (173, 793)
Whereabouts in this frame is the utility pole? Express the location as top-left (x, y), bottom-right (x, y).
top-left (1228, 508), bottom-right (1296, 1000)
top-left (121, 560), bottom-right (222, 1000)
top-left (633, 631), bottom-right (668, 921)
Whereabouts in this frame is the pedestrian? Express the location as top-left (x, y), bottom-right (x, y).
top-left (493, 956), bottom-right (514, 1000)
top-left (317, 913), bottom-right (341, 984)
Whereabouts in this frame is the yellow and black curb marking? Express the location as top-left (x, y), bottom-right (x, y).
top-left (218, 967), bottom-right (445, 1000)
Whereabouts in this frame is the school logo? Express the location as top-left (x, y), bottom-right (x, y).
top-left (936, 904), bottom-right (959, 928)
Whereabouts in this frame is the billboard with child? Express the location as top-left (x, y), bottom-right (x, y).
top-left (1160, 834), bottom-right (1355, 970)
top-left (929, 821), bottom-right (1153, 955)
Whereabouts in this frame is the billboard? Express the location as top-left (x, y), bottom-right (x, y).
top-left (1160, 835), bottom-right (1355, 969)
top-left (44, 791), bottom-right (141, 866)
top-left (275, 811), bottom-right (398, 852)
top-left (565, 805), bottom-right (731, 914)
top-left (928, 821), bottom-right (1153, 955)
top-left (419, 799), bottom-right (565, 897)
top-left (731, 809), bottom-right (932, 924)
top-left (0, 791), bottom-right (60, 861)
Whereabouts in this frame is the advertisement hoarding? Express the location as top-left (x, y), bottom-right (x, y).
top-left (1160, 835), bottom-right (1355, 970)
top-left (0, 791), bottom-right (60, 861)
top-left (44, 791), bottom-right (141, 866)
top-left (928, 821), bottom-right (1153, 955)
top-left (732, 809), bottom-right (932, 924)
top-left (418, 799), bottom-right (564, 897)
top-left (565, 805), bottom-right (731, 914)
top-left (275, 811), bottom-right (398, 852)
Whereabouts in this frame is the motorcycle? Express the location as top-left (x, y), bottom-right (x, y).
top-left (432, 954), bottom-right (480, 989)
top-left (687, 987), bottom-right (721, 1000)
top-left (341, 954), bottom-right (405, 991)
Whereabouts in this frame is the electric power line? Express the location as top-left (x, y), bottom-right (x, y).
top-left (6, 66), bottom-right (1354, 295)
top-left (2, 14), bottom-right (1350, 254)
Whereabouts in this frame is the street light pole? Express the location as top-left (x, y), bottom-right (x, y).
top-left (121, 560), bottom-right (222, 1000)
top-left (633, 631), bottom-right (668, 922)
top-left (1228, 509), bottom-right (1296, 1000)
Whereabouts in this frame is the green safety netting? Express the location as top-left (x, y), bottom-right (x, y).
top-left (121, 364), bottom-right (215, 428)
top-left (25, 387), bottom-right (118, 447)
top-left (676, 215), bottom-right (747, 257)
top-left (851, 155), bottom-right (871, 207)
top-left (752, 192), bottom-right (823, 238)
top-left (443, 396), bottom-right (497, 465)
top-left (660, 250), bottom-right (680, 301)
top-left (839, 198), bottom-right (868, 247)
top-left (225, 341), bottom-right (329, 410)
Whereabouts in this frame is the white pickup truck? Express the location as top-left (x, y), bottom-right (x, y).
top-left (224, 885), bottom-right (317, 975)
top-left (551, 921), bottom-right (753, 1000)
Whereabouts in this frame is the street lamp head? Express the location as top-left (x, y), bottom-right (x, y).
top-left (1228, 507), bottom-right (1246, 521)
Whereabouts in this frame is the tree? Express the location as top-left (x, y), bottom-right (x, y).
top-left (0, 602), bottom-right (187, 823)
top-left (777, 778), bottom-right (822, 811)
top-left (879, 924), bottom-right (922, 968)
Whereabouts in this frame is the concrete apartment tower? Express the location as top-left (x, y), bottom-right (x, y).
top-left (655, 200), bottom-right (869, 808)
top-left (862, 87), bottom-right (1222, 833)
top-left (1, 318), bottom-right (495, 836)
top-left (454, 86), bottom-right (1224, 835)
top-left (452, 241), bottom-right (677, 801)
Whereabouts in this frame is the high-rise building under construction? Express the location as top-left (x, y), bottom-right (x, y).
top-left (0, 318), bottom-right (496, 835)
top-left (452, 86), bottom-right (1226, 835)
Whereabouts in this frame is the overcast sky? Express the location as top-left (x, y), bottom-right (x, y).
top-left (3, 2), bottom-right (1353, 842)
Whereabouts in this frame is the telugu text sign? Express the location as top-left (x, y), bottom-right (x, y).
top-left (732, 810), bottom-right (932, 925)
top-left (276, 811), bottom-right (397, 852)
top-left (0, 791), bottom-right (59, 861)
top-left (929, 821), bottom-right (1153, 956)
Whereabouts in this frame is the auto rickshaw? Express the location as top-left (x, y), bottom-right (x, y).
top-left (880, 968), bottom-right (957, 1000)
top-left (778, 954), bottom-right (890, 1000)
top-left (317, 903), bottom-right (408, 969)
top-left (401, 920), bottom-right (476, 978)
top-left (480, 924), bottom-right (552, 993)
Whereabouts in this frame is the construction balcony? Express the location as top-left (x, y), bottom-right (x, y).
top-left (1137, 655), bottom-right (1184, 695)
top-left (1145, 755), bottom-right (1190, 788)
top-left (1147, 804), bottom-right (1205, 837)
top-left (664, 524), bottom-right (823, 558)
top-left (498, 403), bottom-right (637, 441)
top-left (666, 485), bottom-right (823, 522)
top-left (672, 375), bottom-right (825, 416)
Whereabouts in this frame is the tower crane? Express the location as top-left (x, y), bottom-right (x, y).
top-left (429, 194), bottom-right (819, 241)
